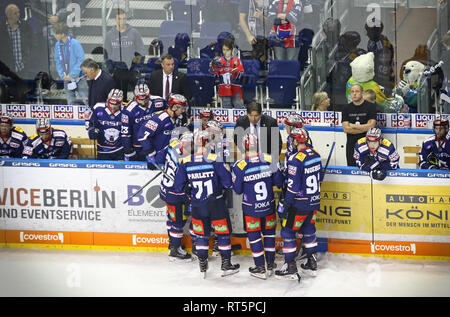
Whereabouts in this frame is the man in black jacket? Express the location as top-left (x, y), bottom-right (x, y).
top-left (81, 58), bottom-right (117, 109)
top-left (234, 102), bottom-right (282, 158)
top-left (0, 4), bottom-right (34, 79)
top-left (148, 53), bottom-right (191, 101)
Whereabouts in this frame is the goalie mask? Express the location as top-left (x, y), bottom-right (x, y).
top-left (107, 89), bottom-right (124, 110)
top-left (36, 118), bottom-right (51, 134)
top-left (289, 127), bottom-right (308, 145)
top-left (134, 84), bottom-right (150, 106)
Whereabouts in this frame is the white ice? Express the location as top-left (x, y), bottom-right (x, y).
top-left (0, 248), bottom-right (449, 297)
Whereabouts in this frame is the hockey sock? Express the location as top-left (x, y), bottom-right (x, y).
top-left (281, 228), bottom-right (297, 263)
top-left (247, 230), bottom-right (265, 267)
top-left (263, 233), bottom-right (276, 265)
top-left (168, 225), bottom-right (184, 248)
top-left (195, 235), bottom-right (210, 259)
top-left (217, 234), bottom-right (232, 259)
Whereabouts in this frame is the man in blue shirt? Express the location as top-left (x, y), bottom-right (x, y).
top-left (53, 22), bottom-right (88, 106)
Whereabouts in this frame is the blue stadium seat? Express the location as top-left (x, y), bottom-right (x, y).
top-left (241, 59), bottom-right (261, 105)
top-left (186, 58), bottom-right (215, 106)
top-left (196, 21), bottom-right (231, 53)
top-left (158, 20), bottom-right (191, 54)
top-left (265, 60), bottom-right (301, 108)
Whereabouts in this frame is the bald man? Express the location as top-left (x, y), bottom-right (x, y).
top-left (0, 4), bottom-right (34, 78)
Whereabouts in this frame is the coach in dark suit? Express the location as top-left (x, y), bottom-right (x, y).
top-left (234, 102), bottom-right (282, 158)
top-left (148, 53), bottom-right (191, 101)
top-left (81, 58), bottom-right (117, 109)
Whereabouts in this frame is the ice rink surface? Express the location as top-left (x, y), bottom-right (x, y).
top-left (0, 247), bottom-right (449, 298)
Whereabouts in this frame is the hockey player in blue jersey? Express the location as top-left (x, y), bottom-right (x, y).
top-left (275, 127), bottom-right (322, 280)
top-left (23, 118), bottom-right (72, 159)
top-left (205, 119), bottom-right (231, 163)
top-left (138, 94), bottom-right (187, 168)
top-left (232, 132), bottom-right (284, 279)
top-left (121, 84), bottom-right (168, 161)
top-left (419, 117), bottom-right (450, 169)
top-left (85, 89), bottom-right (124, 160)
top-left (354, 128), bottom-right (400, 180)
top-left (157, 131), bottom-right (196, 262)
top-left (0, 114), bottom-right (28, 158)
top-left (173, 130), bottom-right (239, 277)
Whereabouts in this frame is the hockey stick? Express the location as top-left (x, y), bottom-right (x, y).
top-left (148, 160), bottom-right (175, 182)
top-left (123, 171), bottom-right (162, 204)
top-left (321, 141), bottom-right (336, 181)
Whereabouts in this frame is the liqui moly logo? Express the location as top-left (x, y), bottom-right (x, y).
top-left (413, 114), bottom-right (437, 128)
top-left (390, 113), bottom-right (411, 128)
top-left (323, 111), bottom-right (342, 126)
top-left (232, 109), bottom-right (247, 122)
top-left (300, 111), bottom-right (321, 125)
top-left (77, 105), bottom-right (90, 119)
top-left (275, 110), bottom-right (296, 124)
top-left (6, 104), bottom-right (27, 118)
top-left (211, 109), bottom-right (229, 123)
top-left (30, 105), bottom-right (51, 118)
top-left (53, 105), bottom-right (74, 119)
top-left (376, 113), bottom-right (387, 127)
top-left (19, 231), bottom-right (65, 244)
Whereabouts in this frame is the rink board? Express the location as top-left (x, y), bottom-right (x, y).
top-left (0, 159), bottom-right (449, 259)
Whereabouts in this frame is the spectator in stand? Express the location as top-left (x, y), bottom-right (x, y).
top-left (365, 19), bottom-right (395, 94)
top-left (53, 22), bottom-right (88, 106)
top-left (23, 118), bottom-right (72, 159)
top-left (0, 3), bottom-right (34, 78)
top-left (238, 0), bottom-right (270, 51)
top-left (267, 0), bottom-right (304, 61)
top-left (311, 91), bottom-right (331, 111)
top-left (104, 8), bottom-right (145, 100)
top-left (209, 38), bottom-right (245, 109)
top-left (81, 58), bottom-right (117, 109)
top-left (363, 89), bottom-right (386, 114)
top-left (342, 84), bottom-right (377, 166)
top-left (0, 114), bottom-right (28, 158)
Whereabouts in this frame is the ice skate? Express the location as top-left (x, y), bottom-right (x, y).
top-left (275, 262), bottom-right (301, 282)
top-left (211, 235), bottom-right (220, 257)
top-left (221, 257), bottom-right (240, 277)
top-left (249, 265), bottom-right (267, 280)
top-left (300, 254), bottom-right (318, 277)
top-left (199, 257), bottom-right (208, 279)
top-left (266, 262), bottom-right (277, 277)
top-left (168, 246), bottom-right (192, 262)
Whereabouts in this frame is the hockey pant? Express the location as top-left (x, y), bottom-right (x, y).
top-left (245, 214), bottom-right (277, 267)
top-left (281, 209), bottom-right (318, 263)
top-left (166, 202), bottom-right (195, 249)
top-left (191, 196), bottom-right (233, 260)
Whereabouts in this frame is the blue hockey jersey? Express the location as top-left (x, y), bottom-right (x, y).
top-left (284, 147), bottom-right (322, 211)
top-left (232, 153), bottom-right (284, 217)
top-left (137, 110), bottom-right (180, 163)
top-left (0, 126), bottom-right (28, 158)
top-left (354, 137), bottom-right (400, 172)
top-left (23, 128), bottom-right (72, 159)
top-left (173, 152), bottom-right (232, 207)
top-left (85, 103), bottom-right (123, 155)
top-left (121, 101), bottom-right (155, 158)
top-left (419, 135), bottom-right (450, 169)
top-left (209, 134), bottom-right (231, 163)
top-left (158, 139), bottom-right (189, 204)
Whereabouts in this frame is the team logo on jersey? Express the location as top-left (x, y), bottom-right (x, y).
top-left (293, 215), bottom-right (307, 230)
top-left (166, 203), bottom-right (176, 221)
top-left (265, 215), bottom-right (277, 229)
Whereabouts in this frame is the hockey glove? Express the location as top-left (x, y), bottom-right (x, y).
top-left (88, 128), bottom-right (99, 140)
top-left (427, 153), bottom-right (439, 168)
top-left (124, 151), bottom-right (136, 161)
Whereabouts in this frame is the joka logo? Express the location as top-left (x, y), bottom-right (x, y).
top-left (126, 185), bottom-right (165, 208)
top-left (370, 242), bottom-right (416, 255)
top-left (20, 232), bottom-right (64, 243)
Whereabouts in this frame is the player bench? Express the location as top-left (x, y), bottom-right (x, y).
top-left (403, 145), bottom-right (421, 165)
top-left (70, 137), bottom-right (96, 159)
